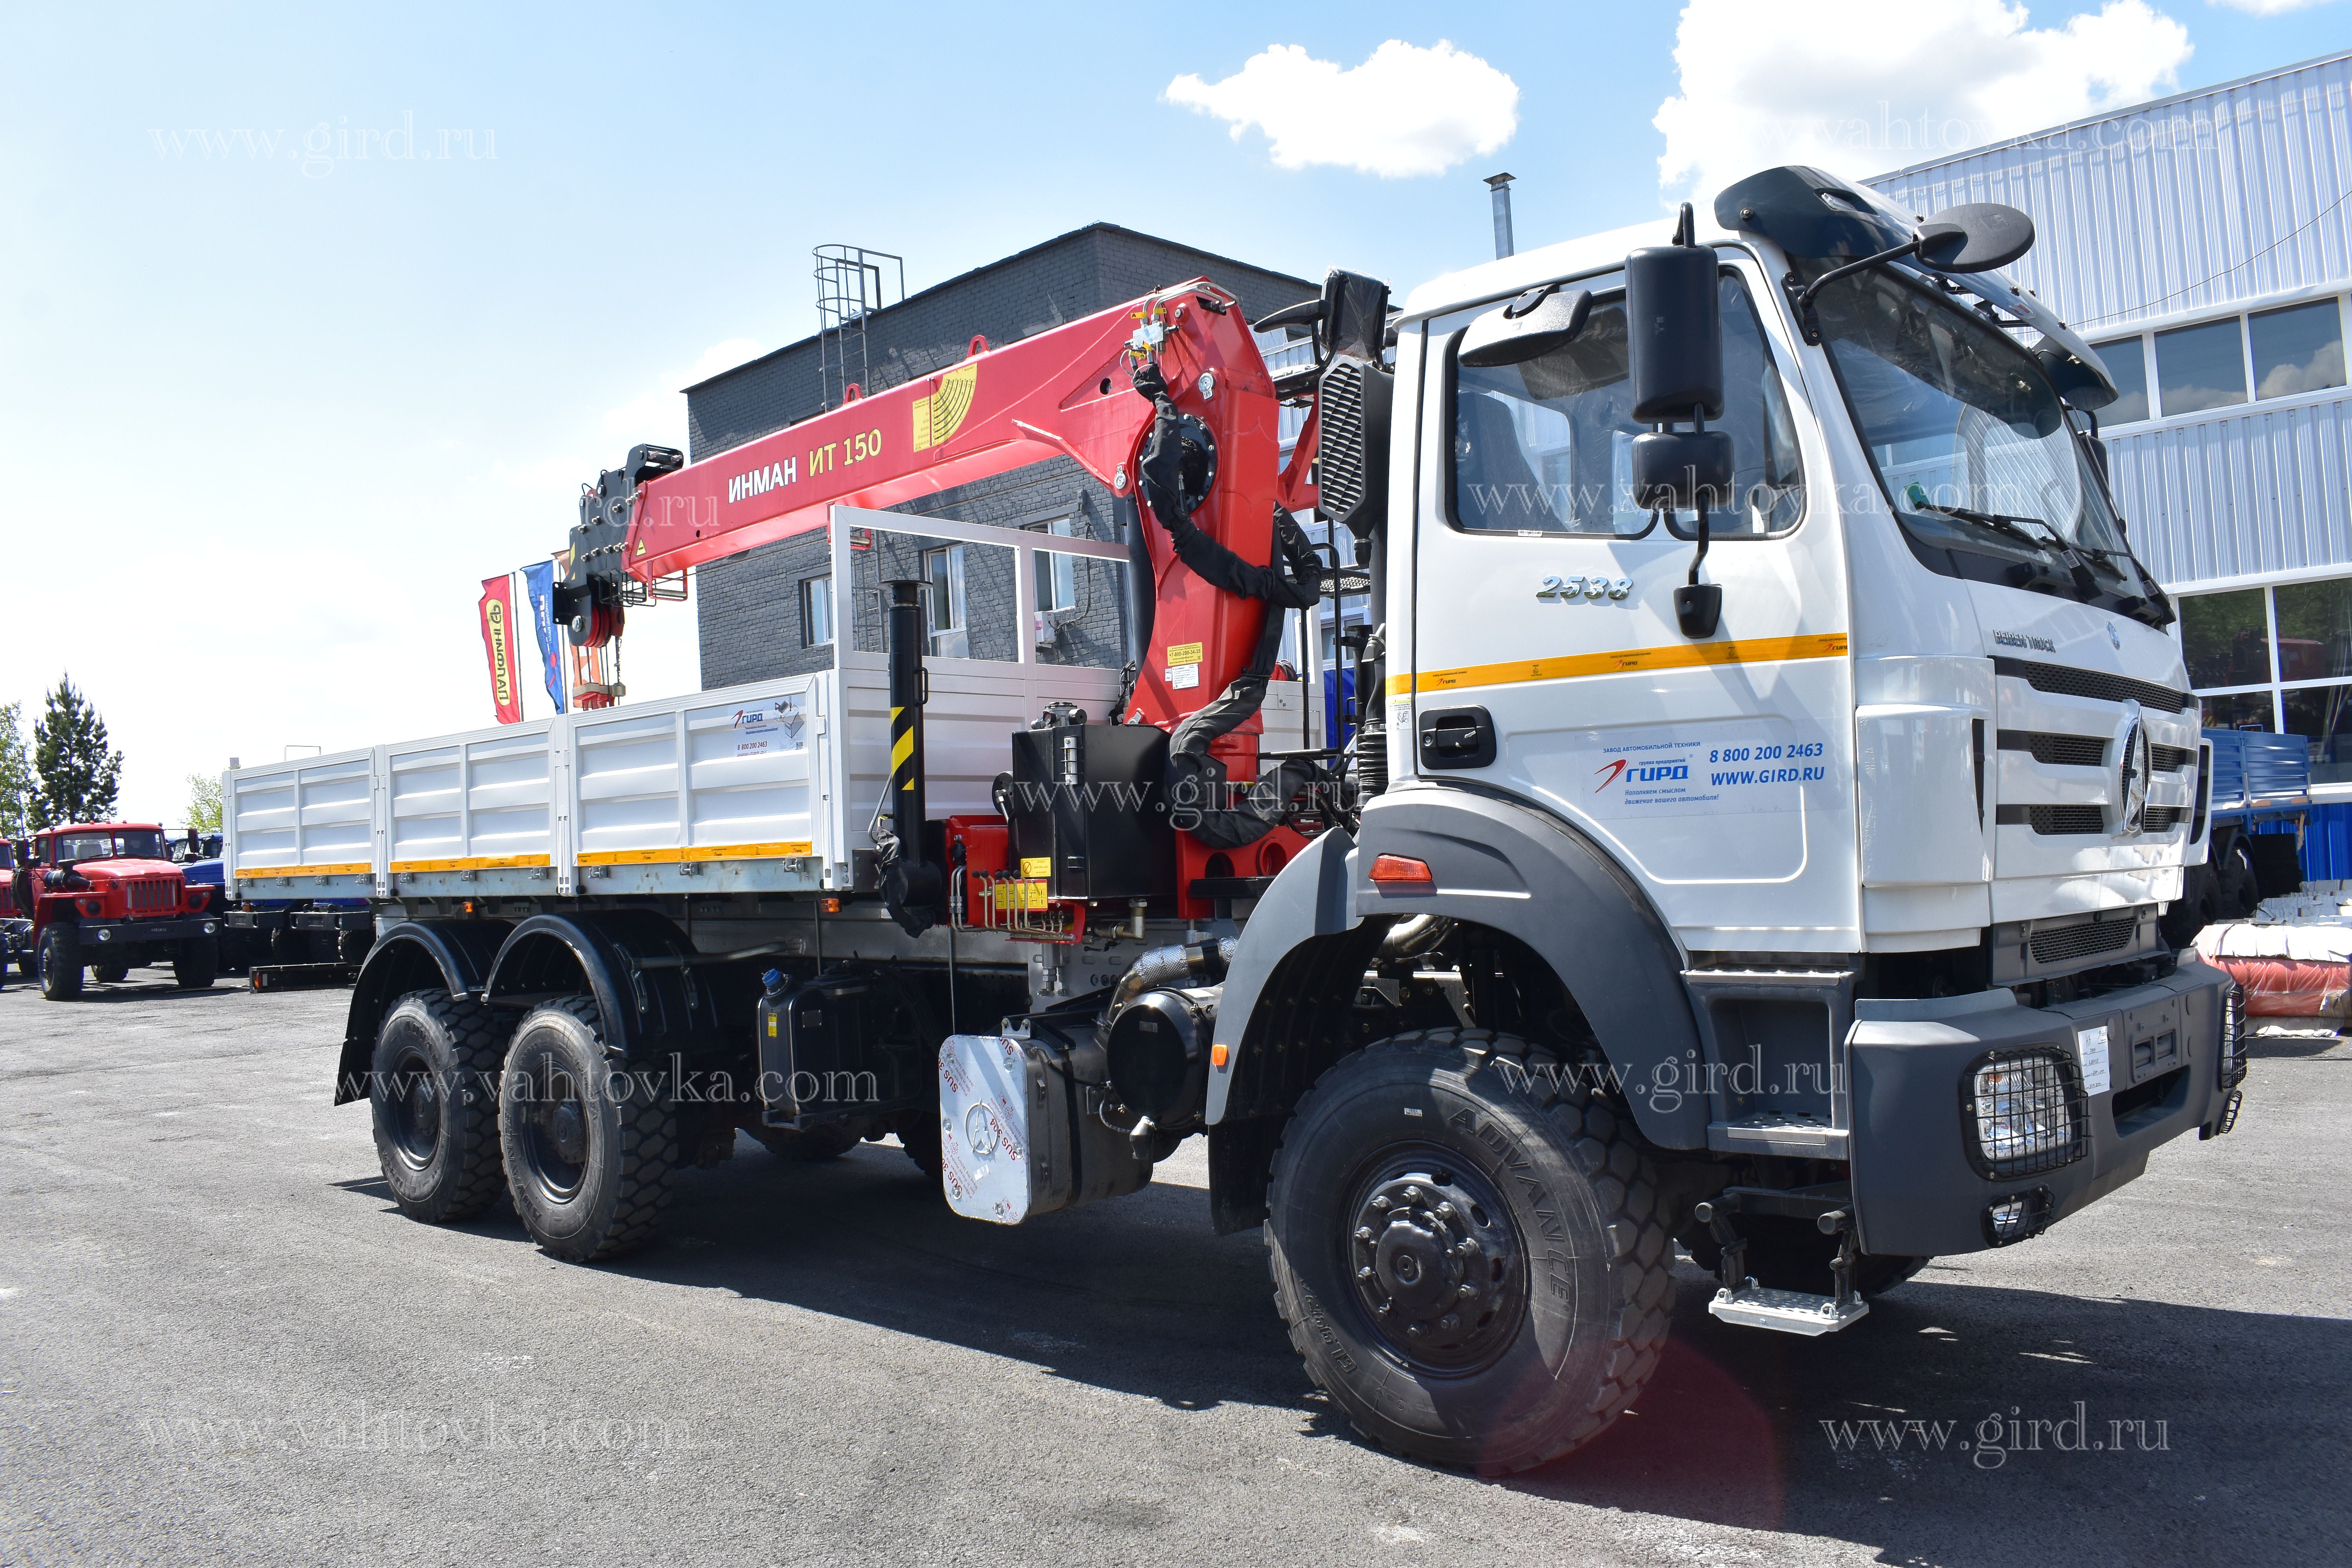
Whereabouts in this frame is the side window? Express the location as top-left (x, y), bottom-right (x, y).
top-left (1448, 272), bottom-right (1803, 537)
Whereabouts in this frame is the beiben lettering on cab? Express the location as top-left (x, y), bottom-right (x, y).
top-left (265, 165), bottom-right (2243, 1477)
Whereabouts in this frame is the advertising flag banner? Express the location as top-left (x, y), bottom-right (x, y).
top-left (521, 560), bottom-right (567, 715)
top-left (478, 574), bottom-right (524, 725)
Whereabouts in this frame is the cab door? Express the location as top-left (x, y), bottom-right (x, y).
top-left (1400, 255), bottom-right (1858, 954)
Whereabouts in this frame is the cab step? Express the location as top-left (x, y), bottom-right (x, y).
top-left (1706, 1279), bottom-right (1870, 1336)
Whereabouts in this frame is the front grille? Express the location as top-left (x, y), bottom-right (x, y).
top-left (124, 877), bottom-right (178, 914)
top-left (1992, 657), bottom-right (2193, 713)
top-left (2151, 743), bottom-right (2193, 772)
top-left (1999, 730), bottom-right (2106, 766)
top-left (2029, 919), bottom-right (2136, 965)
top-left (2140, 806), bottom-right (2187, 831)
top-left (1995, 804), bottom-right (2107, 834)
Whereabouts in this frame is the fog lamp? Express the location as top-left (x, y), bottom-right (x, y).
top-left (95, 928), bottom-right (113, 942)
top-left (1962, 1049), bottom-right (2083, 1178)
top-left (1982, 1187), bottom-right (2053, 1247)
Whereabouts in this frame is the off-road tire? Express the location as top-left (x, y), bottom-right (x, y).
top-left (91, 962), bottom-right (130, 984)
top-left (2219, 837), bottom-right (2261, 918)
top-left (172, 938), bottom-right (217, 990)
top-left (1265, 1029), bottom-right (1676, 1474)
top-left (1682, 1217), bottom-right (1928, 1298)
top-left (370, 991), bottom-right (508, 1223)
top-left (499, 998), bottom-right (677, 1262)
top-left (37, 926), bottom-right (83, 1001)
top-left (751, 1123), bottom-right (862, 1161)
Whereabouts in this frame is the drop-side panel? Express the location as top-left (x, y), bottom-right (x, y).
top-left (226, 748), bottom-right (378, 898)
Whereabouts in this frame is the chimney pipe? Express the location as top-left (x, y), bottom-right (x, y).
top-left (1485, 172), bottom-right (1515, 260)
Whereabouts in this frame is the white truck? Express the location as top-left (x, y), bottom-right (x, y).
top-left (233, 164), bottom-right (2246, 1474)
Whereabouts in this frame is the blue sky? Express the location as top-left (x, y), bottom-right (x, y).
top-left (4, 1), bottom-right (2347, 820)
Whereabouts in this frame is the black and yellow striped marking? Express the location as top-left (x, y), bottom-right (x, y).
top-left (890, 704), bottom-right (918, 792)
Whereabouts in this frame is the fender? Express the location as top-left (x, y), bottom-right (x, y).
top-left (1210, 784), bottom-right (1711, 1148)
top-left (479, 909), bottom-right (726, 1058)
top-left (336, 920), bottom-right (510, 1105)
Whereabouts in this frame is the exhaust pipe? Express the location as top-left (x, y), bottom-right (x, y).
top-left (1486, 172), bottom-right (1516, 260)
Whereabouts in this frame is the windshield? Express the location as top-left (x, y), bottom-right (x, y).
top-left (1813, 265), bottom-right (2134, 568)
top-left (1450, 271), bottom-right (1804, 536)
top-left (55, 830), bottom-right (171, 864)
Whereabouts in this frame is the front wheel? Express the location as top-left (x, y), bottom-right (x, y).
top-left (498, 999), bottom-right (677, 1262)
top-left (1265, 1030), bottom-right (1676, 1474)
top-left (91, 962), bottom-right (130, 984)
top-left (172, 938), bottom-right (217, 990)
top-left (36, 926), bottom-right (83, 1001)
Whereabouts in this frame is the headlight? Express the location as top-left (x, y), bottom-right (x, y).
top-left (1962, 1049), bottom-right (2085, 1178)
top-left (2219, 983), bottom-right (2247, 1089)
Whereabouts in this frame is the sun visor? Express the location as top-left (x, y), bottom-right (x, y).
top-left (1713, 166), bottom-right (1913, 260)
top-left (1717, 164), bottom-right (2118, 412)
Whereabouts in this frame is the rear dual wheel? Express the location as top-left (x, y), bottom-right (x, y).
top-left (498, 999), bottom-right (677, 1262)
top-left (1265, 1030), bottom-right (1677, 1474)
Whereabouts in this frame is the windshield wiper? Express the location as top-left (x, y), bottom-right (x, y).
top-left (1900, 493), bottom-right (2105, 598)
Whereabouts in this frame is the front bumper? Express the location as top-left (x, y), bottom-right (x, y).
top-left (1849, 958), bottom-right (2236, 1258)
top-left (74, 916), bottom-right (221, 948)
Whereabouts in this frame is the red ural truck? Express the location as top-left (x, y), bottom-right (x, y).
top-left (13, 822), bottom-right (222, 998)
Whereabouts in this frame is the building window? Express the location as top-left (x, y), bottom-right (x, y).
top-left (2155, 318), bottom-right (2248, 417)
top-left (2181, 577), bottom-right (2352, 782)
top-left (2250, 299), bottom-right (2347, 401)
top-left (1028, 517), bottom-right (1078, 611)
top-left (922, 544), bottom-right (967, 657)
top-left (800, 575), bottom-right (833, 648)
top-left (2092, 335), bottom-right (2150, 424)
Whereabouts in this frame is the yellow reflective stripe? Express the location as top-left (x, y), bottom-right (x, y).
top-left (890, 724), bottom-right (915, 773)
top-left (574, 841), bottom-right (813, 867)
top-left (386, 853), bottom-right (551, 873)
top-left (1394, 633), bottom-right (1848, 697)
top-left (235, 861), bottom-right (371, 879)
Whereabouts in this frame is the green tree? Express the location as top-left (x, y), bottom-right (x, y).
top-left (0, 701), bottom-right (33, 838)
top-left (32, 676), bottom-right (124, 828)
top-left (185, 771), bottom-right (224, 833)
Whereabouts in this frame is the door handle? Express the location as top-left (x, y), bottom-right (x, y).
top-left (1418, 706), bottom-right (1496, 770)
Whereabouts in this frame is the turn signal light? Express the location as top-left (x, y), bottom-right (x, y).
top-left (1368, 854), bottom-right (1433, 887)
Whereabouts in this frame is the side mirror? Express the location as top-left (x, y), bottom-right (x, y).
top-left (1459, 285), bottom-right (1592, 368)
top-left (1625, 220), bottom-right (1729, 640)
top-left (1914, 202), bottom-right (2034, 274)
top-left (1624, 243), bottom-right (1724, 424)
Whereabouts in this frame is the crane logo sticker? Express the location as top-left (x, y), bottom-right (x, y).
top-left (913, 363), bottom-right (979, 452)
top-left (1575, 722), bottom-right (1828, 818)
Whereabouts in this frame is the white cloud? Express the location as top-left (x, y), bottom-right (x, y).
top-left (2208, 0), bottom-right (2336, 14)
top-left (1655, 0), bottom-right (2192, 201)
top-left (1165, 40), bottom-right (1518, 178)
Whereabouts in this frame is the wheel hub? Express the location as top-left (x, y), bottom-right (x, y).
top-left (387, 1047), bottom-right (441, 1169)
top-left (1347, 1160), bottom-right (1524, 1370)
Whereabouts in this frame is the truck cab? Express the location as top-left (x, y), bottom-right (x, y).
top-left (20, 821), bottom-right (223, 998)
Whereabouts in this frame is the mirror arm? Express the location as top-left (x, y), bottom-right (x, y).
top-left (1790, 238), bottom-right (1922, 344)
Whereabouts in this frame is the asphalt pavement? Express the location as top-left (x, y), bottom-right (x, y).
top-left (2, 973), bottom-right (2347, 1566)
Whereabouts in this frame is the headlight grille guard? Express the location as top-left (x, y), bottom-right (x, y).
top-left (1959, 1046), bottom-right (2089, 1180)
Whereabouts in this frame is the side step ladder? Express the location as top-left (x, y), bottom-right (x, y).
top-left (1696, 1189), bottom-right (1871, 1337)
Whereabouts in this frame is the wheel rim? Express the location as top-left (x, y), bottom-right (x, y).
top-left (1342, 1144), bottom-right (1528, 1374)
top-left (514, 1044), bottom-right (590, 1202)
top-left (384, 1044), bottom-right (442, 1171)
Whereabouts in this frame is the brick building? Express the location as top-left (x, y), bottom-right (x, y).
top-left (688, 225), bottom-right (1317, 689)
